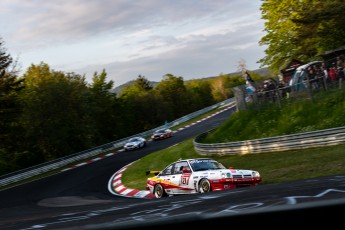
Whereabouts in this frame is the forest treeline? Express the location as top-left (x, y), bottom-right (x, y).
top-left (0, 40), bottom-right (269, 176)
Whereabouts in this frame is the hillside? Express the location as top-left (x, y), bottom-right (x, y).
top-left (113, 67), bottom-right (272, 95)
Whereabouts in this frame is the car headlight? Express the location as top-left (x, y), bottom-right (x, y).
top-left (252, 171), bottom-right (260, 177)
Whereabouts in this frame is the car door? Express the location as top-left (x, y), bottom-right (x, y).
top-left (169, 161), bottom-right (193, 195)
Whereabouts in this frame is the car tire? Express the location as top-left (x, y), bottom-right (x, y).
top-left (199, 178), bottom-right (211, 193)
top-left (154, 184), bottom-right (167, 198)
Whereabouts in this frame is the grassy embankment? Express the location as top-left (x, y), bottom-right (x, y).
top-left (122, 88), bottom-right (345, 191)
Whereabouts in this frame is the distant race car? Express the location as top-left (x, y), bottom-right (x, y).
top-left (146, 158), bottom-right (262, 198)
top-left (123, 136), bottom-right (147, 151)
top-left (151, 128), bottom-right (173, 140)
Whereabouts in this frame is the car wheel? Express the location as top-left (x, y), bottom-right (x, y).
top-left (154, 184), bottom-right (167, 198)
top-left (199, 178), bottom-right (211, 193)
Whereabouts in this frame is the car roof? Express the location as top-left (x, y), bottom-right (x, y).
top-left (296, 61), bottom-right (322, 71)
top-left (129, 136), bottom-right (142, 140)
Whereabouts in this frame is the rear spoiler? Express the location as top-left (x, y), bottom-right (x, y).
top-left (146, 170), bottom-right (160, 176)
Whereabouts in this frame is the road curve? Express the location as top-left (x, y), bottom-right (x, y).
top-left (0, 104), bottom-right (344, 229)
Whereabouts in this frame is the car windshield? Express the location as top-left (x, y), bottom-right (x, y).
top-left (189, 159), bottom-right (226, 171)
top-left (129, 138), bottom-right (139, 142)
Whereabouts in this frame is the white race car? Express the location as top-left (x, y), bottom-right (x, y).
top-left (123, 136), bottom-right (146, 151)
top-left (146, 158), bottom-right (262, 198)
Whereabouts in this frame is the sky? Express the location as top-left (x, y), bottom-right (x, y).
top-left (1, 0), bottom-right (267, 87)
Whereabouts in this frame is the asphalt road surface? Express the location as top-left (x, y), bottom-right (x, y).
top-left (0, 105), bottom-right (344, 229)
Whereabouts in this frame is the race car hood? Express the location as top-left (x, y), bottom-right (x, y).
top-left (125, 141), bottom-right (140, 146)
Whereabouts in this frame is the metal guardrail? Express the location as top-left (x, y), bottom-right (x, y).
top-left (0, 98), bottom-right (235, 188)
top-left (194, 126), bottom-right (345, 155)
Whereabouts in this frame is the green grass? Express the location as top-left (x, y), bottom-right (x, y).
top-left (202, 89), bottom-right (345, 143)
top-left (122, 139), bottom-right (345, 190)
top-left (122, 88), bottom-right (345, 190)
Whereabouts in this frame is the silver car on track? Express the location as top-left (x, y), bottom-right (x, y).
top-left (123, 136), bottom-right (147, 151)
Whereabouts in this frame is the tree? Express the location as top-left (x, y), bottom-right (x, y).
top-left (22, 62), bottom-right (52, 86)
top-left (210, 74), bottom-right (237, 101)
top-left (258, 0), bottom-right (345, 71)
top-left (119, 75), bottom-right (160, 134)
top-left (154, 74), bottom-right (188, 119)
top-left (0, 39), bottom-right (12, 78)
top-left (19, 64), bottom-right (93, 160)
top-left (88, 69), bottom-right (124, 142)
top-left (0, 38), bottom-right (22, 106)
top-left (294, 0), bottom-right (345, 53)
top-left (185, 79), bottom-right (215, 110)
top-left (0, 38), bottom-right (25, 174)
top-left (119, 75), bottom-right (152, 99)
top-left (133, 74), bottom-right (153, 91)
top-left (259, 0), bottom-right (306, 71)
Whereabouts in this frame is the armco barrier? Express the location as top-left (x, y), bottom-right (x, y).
top-left (193, 126), bottom-right (345, 155)
top-left (0, 98), bottom-right (235, 188)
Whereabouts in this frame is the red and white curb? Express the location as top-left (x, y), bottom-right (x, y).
top-left (108, 163), bottom-right (156, 199)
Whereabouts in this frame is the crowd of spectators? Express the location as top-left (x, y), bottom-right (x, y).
top-left (242, 51), bottom-right (345, 106)
top-left (319, 55), bottom-right (344, 83)
top-left (286, 54), bottom-right (345, 93)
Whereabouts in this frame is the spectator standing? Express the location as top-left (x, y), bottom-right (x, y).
top-left (337, 67), bottom-right (344, 88)
top-left (328, 65), bottom-right (338, 87)
top-left (321, 62), bottom-right (329, 79)
top-left (319, 62), bottom-right (328, 90)
top-left (308, 66), bottom-right (318, 89)
top-left (336, 56), bottom-right (344, 69)
top-left (244, 71), bottom-right (254, 83)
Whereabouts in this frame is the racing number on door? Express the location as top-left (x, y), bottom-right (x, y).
top-left (180, 174), bottom-right (191, 185)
